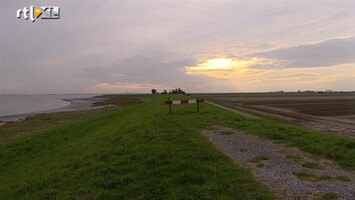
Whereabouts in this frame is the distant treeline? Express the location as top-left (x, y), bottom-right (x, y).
top-left (151, 88), bottom-right (186, 94)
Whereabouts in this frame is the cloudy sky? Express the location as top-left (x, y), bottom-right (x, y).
top-left (1, 0), bottom-right (354, 94)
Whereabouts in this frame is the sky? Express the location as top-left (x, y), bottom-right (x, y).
top-left (0, 0), bottom-right (354, 94)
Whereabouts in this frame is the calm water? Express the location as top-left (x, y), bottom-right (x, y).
top-left (0, 94), bottom-right (97, 117)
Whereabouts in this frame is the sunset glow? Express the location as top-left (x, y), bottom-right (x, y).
top-left (87, 82), bottom-right (166, 93)
top-left (185, 57), bottom-right (263, 79)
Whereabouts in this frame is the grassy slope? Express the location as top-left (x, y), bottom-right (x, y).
top-left (0, 95), bottom-right (274, 199)
top-left (1, 94), bottom-right (354, 199)
top-left (0, 94), bottom-right (141, 143)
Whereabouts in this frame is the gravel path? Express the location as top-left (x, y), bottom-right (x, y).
top-left (203, 126), bottom-right (355, 200)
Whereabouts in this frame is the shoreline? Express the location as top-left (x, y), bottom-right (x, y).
top-left (0, 97), bottom-right (106, 126)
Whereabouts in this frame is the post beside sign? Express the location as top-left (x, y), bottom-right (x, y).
top-left (164, 98), bottom-right (205, 113)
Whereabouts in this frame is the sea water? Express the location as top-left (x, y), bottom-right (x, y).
top-left (0, 94), bottom-right (96, 117)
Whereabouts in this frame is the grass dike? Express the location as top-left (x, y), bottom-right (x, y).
top-left (0, 94), bottom-right (275, 199)
top-left (1, 94), bottom-right (354, 199)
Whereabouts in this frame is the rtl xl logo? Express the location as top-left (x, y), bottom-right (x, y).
top-left (17, 5), bottom-right (60, 22)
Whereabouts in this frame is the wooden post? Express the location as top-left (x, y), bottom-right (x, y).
top-left (197, 97), bottom-right (200, 113)
top-left (168, 97), bottom-right (172, 114)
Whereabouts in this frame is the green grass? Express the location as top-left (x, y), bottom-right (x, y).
top-left (335, 176), bottom-right (351, 182)
top-left (239, 147), bottom-right (248, 152)
top-left (0, 94), bottom-right (144, 143)
top-left (93, 94), bottom-right (147, 107)
top-left (0, 94), bottom-right (275, 199)
top-left (250, 156), bottom-right (270, 163)
top-left (0, 108), bottom-right (115, 142)
top-left (285, 154), bottom-right (304, 162)
top-left (315, 192), bottom-right (338, 200)
top-left (256, 163), bottom-right (265, 168)
top-left (302, 162), bottom-right (324, 170)
top-left (218, 110), bottom-right (355, 171)
top-left (293, 172), bottom-right (351, 183)
top-left (293, 172), bottom-right (332, 182)
top-left (220, 131), bottom-right (234, 135)
top-left (1, 93), bottom-right (355, 198)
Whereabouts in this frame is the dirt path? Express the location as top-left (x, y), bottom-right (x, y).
top-left (233, 103), bottom-right (355, 137)
top-left (205, 99), bottom-right (355, 138)
top-left (203, 126), bottom-right (355, 200)
top-left (206, 101), bottom-right (258, 119)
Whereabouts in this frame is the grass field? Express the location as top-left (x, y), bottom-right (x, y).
top-left (1, 94), bottom-right (355, 199)
top-left (0, 95), bottom-right (275, 199)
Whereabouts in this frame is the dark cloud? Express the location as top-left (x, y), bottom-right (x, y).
top-left (253, 37), bottom-right (355, 68)
top-left (78, 53), bottom-right (196, 86)
top-left (77, 47), bottom-right (235, 93)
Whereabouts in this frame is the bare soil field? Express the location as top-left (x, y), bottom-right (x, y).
top-left (200, 93), bottom-right (355, 137)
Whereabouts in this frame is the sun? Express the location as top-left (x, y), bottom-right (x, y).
top-left (206, 58), bottom-right (234, 70)
top-left (184, 57), bottom-right (265, 79)
top-left (186, 57), bottom-right (258, 72)
top-left (187, 58), bottom-right (234, 71)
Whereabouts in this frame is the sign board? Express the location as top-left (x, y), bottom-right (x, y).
top-left (164, 98), bottom-right (205, 113)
